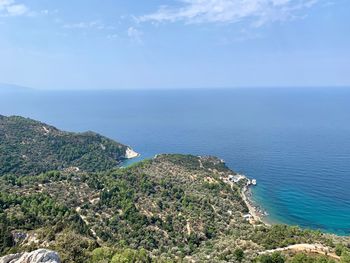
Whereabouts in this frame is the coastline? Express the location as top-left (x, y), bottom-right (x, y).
top-left (241, 183), bottom-right (270, 226)
top-left (224, 173), bottom-right (270, 226)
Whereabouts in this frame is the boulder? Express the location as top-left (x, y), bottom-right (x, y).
top-left (0, 249), bottom-right (60, 263)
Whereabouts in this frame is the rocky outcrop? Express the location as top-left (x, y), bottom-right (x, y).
top-left (124, 147), bottom-right (140, 159)
top-left (0, 249), bottom-right (60, 263)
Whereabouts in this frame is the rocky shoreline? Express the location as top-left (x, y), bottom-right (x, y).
top-left (224, 173), bottom-right (269, 225)
top-left (242, 183), bottom-right (270, 225)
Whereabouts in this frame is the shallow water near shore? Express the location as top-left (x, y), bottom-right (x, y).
top-left (1, 87), bottom-right (350, 235)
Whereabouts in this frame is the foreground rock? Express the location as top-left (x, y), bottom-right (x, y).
top-left (0, 249), bottom-right (60, 263)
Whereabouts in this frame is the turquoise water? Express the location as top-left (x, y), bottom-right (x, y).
top-left (1, 87), bottom-right (349, 235)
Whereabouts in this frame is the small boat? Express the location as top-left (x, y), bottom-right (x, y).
top-left (252, 179), bottom-right (257, 185)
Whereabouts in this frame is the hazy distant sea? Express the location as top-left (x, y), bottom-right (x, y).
top-left (1, 87), bottom-right (350, 235)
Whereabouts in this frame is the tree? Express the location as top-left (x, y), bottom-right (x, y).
top-left (256, 252), bottom-right (285, 263)
top-left (336, 244), bottom-right (346, 257)
top-left (111, 249), bottom-right (151, 263)
top-left (0, 213), bottom-right (14, 254)
top-left (341, 251), bottom-right (350, 263)
top-left (271, 252), bottom-right (285, 263)
top-left (289, 253), bottom-right (309, 263)
top-left (90, 247), bottom-right (115, 263)
top-left (233, 248), bottom-right (244, 262)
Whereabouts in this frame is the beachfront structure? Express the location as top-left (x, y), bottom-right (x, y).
top-left (243, 214), bottom-right (252, 221)
top-left (229, 174), bottom-right (245, 183)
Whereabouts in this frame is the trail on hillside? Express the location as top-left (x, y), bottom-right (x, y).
top-left (259, 243), bottom-right (340, 260)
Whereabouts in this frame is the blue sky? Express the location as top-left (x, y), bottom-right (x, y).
top-left (0, 0), bottom-right (349, 90)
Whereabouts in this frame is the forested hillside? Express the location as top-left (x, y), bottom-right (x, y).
top-left (0, 115), bottom-right (132, 175)
top-left (0, 116), bottom-right (349, 262)
top-left (1, 154), bottom-right (346, 262)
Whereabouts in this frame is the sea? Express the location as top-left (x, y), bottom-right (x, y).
top-left (0, 87), bottom-right (349, 235)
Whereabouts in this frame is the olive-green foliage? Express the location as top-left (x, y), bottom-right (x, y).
top-left (341, 250), bottom-right (350, 263)
top-left (287, 253), bottom-right (336, 263)
top-left (0, 132), bottom-right (346, 263)
top-left (233, 248), bottom-right (244, 262)
top-left (0, 115), bottom-right (127, 175)
top-left (90, 247), bottom-right (117, 263)
top-left (252, 225), bottom-right (326, 249)
top-left (336, 244), bottom-right (348, 256)
top-left (256, 251), bottom-right (339, 263)
top-left (0, 192), bottom-right (86, 233)
top-left (1, 115), bottom-right (347, 263)
top-left (159, 154), bottom-right (228, 172)
top-left (0, 152), bottom-right (342, 262)
top-left (255, 252), bottom-right (285, 263)
top-left (61, 154), bottom-right (248, 256)
top-left (51, 230), bottom-right (98, 263)
top-left (0, 154), bottom-right (248, 261)
top-left (0, 189), bottom-right (89, 257)
top-left (0, 213), bottom-right (14, 254)
top-left (110, 248), bottom-right (151, 263)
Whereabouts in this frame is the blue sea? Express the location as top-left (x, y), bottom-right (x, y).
top-left (1, 87), bottom-right (350, 235)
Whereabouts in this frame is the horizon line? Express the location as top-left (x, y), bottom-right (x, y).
top-left (1, 82), bottom-right (350, 92)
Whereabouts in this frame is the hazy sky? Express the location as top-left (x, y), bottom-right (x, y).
top-left (0, 0), bottom-right (349, 90)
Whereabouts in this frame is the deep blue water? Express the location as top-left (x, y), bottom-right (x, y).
top-left (1, 87), bottom-right (350, 235)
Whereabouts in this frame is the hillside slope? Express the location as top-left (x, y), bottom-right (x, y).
top-left (0, 116), bottom-right (348, 262)
top-left (0, 115), bottom-right (137, 175)
top-left (0, 154), bottom-right (339, 262)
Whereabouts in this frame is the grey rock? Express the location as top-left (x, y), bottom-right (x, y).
top-left (0, 249), bottom-right (60, 263)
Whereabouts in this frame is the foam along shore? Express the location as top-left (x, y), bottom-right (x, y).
top-left (124, 147), bottom-right (140, 159)
top-left (227, 174), bottom-right (269, 225)
top-left (241, 183), bottom-right (270, 225)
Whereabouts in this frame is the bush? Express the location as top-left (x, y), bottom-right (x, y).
top-left (90, 247), bottom-right (116, 263)
top-left (341, 251), bottom-right (350, 263)
top-left (256, 252), bottom-right (285, 263)
top-left (111, 248), bottom-right (151, 263)
top-left (233, 248), bottom-right (244, 262)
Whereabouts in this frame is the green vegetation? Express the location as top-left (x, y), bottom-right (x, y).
top-left (0, 116), bottom-right (349, 262)
top-left (0, 154), bottom-right (251, 261)
top-left (255, 252), bottom-right (285, 263)
top-left (287, 253), bottom-right (336, 263)
top-left (0, 154), bottom-right (341, 262)
top-left (0, 115), bottom-right (129, 175)
top-left (255, 252), bottom-right (342, 263)
top-left (341, 251), bottom-right (350, 263)
top-left (252, 225), bottom-right (329, 250)
top-left (233, 248), bottom-right (245, 262)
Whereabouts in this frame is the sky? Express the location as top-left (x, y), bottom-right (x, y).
top-left (0, 0), bottom-right (349, 90)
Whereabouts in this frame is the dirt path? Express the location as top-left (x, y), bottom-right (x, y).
top-left (260, 243), bottom-right (340, 260)
top-left (75, 207), bottom-right (103, 244)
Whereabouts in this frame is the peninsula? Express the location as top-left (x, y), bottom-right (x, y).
top-left (0, 116), bottom-right (349, 263)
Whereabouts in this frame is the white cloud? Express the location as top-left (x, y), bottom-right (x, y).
top-left (63, 19), bottom-right (120, 40)
top-left (107, 33), bottom-right (118, 39)
top-left (40, 9), bottom-right (58, 16)
top-left (127, 27), bottom-right (143, 43)
top-left (63, 20), bottom-right (106, 30)
top-left (0, 0), bottom-right (28, 16)
top-left (139, 0), bottom-right (319, 27)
